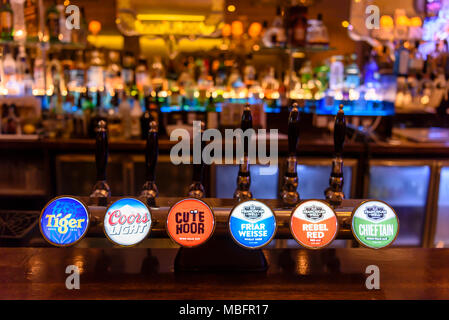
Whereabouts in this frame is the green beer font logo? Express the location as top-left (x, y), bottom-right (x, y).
top-left (352, 200), bottom-right (399, 249)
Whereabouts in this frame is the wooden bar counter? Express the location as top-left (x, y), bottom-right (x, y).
top-left (1, 248), bottom-right (448, 300)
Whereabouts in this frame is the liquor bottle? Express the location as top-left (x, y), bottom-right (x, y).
top-left (87, 48), bottom-right (105, 91)
top-left (306, 13), bottom-right (329, 45)
top-left (107, 90), bottom-right (122, 138)
top-left (364, 50), bottom-right (380, 89)
top-left (329, 55), bottom-right (344, 91)
top-left (408, 41), bottom-right (424, 75)
top-left (135, 55), bottom-right (151, 95)
top-left (299, 60), bottom-right (313, 86)
top-left (16, 45), bottom-right (30, 94)
top-left (151, 55), bottom-right (167, 91)
top-left (46, 0), bottom-right (60, 43)
top-left (206, 95), bottom-right (218, 129)
top-left (24, 0), bottom-right (38, 41)
top-left (344, 54), bottom-right (360, 90)
top-left (0, 0), bottom-right (14, 41)
top-left (130, 95), bottom-right (142, 139)
top-left (122, 51), bottom-right (135, 92)
top-left (288, 4), bottom-right (307, 48)
top-left (378, 45), bottom-right (393, 75)
top-left (2, 104), bottom-right (21, 134)
top-left (3, 45), bottom-right (17, 93)
top-left (11, 0), bottom-right (25, 42)
top-left (105, 50), bottom-right (122, 94)
top-left (33, 45), bottom-right (45, 94)
top-left (118, 91), bottom-right (131, 139)
top-left (57, 2), bottom-right (70, 43)
top-left (61, 50), bottom-right (73, 94)
top-left (71, 6), bottom-right (87, 45)
top-left (394, 41), bottom-right (409, 77)
top-left (47, 52), bottom-right (66, 98)
top-left (15, 45), bottom-right (27, 81)
top-left (272, 6), bottom-right (286, 47)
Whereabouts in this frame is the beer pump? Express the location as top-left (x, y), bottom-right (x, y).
top-left (90, 120), bottom-right (111, 206)
top-left (234, 104), bottom-right (253, 201)
top-left (140, 121), bottom-right (159, 206)
top-left (187, 121), bottom-right (206, 198)
top-left (325, 104), bottom-right (346, 207)
top-left (280, 103), bottom-right (300, 206)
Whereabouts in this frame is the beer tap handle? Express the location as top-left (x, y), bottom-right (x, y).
top-left (95, 120), bottom-right (108, 181)
top-left (90, 120), bottom-right (111, 205)
top-left (188, 121), bottom-right (206, 198)
top-left (281, 104), bottom-right (300, 205)
top-left (325, 104), bottom-right (346, 207)
top-left (141, 121), bottom-right (159, 204)
top-left (241, 103), bottom-right (253, 156)
top-left (146, 121), bottom-right (159, 182)
top-left (334, 104), bottom-right (346, 157)
top-left (234, 104), bottom-right (253, 200)
top-left (288, 103), bottom-right (300, 156)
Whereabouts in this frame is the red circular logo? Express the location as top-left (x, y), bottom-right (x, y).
top-left (167, 198), bottom-right (215, 247)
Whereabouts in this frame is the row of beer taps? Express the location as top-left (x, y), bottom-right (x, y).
top-left (89, 103), bottom-right (347, 208)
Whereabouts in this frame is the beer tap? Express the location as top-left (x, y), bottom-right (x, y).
top-left (140, 121), bottom-right (159, 206)
top-left (187, 121), bottom-right (206, 198)
top-left (90, 120), bottom-right (111, 206)
top-left (280, 103), bottom-right (300, 206)
top-left (325, 104), bottom-right (346, 207)
top-left (234, 104), bottom-right (253, 201)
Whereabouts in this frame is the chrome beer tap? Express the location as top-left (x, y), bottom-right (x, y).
top-left (234, 104), bottom-right (253, 201)
top-left (187, 121), bottom-right (206, 198)
top-left (140, 121), bottom-right (159, 206)
top-left (325, 104), bottom-right (346, 207)
top-left (90, 120), bottom-right (111, 206)
top-left (280, 103), bottom-right (300, 206)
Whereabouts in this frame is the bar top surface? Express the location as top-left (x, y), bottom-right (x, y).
top-left (1, 248), bottom-right (448, 300)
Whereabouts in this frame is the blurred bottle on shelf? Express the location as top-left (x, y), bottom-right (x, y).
top-left (71, 6), bottom-right (87, 45)
top-left (24, 0), bottom-right (38, 42)
top-left (0, 0), bottom-right (14, 41)
top-left (46, 0), bottom-right (60, 43)
top-left (306, 13), bottom-right (329, 46)
top-left (11, 0), bottom-right (25, 42)
top-left (344, 54), bottom-right (360, 90)
top-left (329, 55), bottom-right (344, 91)
top-left (394, 40), bottom-right (410, 77)
top-left (87, 48), bottom-right (105, 91)
top-left (57, 2), bottom-right (71, 43)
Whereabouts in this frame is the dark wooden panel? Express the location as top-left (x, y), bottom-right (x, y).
top-left (0, 248), bottom-right (447, 299)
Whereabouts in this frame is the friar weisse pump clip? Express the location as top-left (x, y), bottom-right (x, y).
top-left (229, 200), bottom-right (277, 249)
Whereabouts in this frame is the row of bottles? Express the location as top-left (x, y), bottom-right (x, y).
top-left (262, 5), bottom-right (329, 49)
top-left (0, 0), bottom-right (88, 44)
